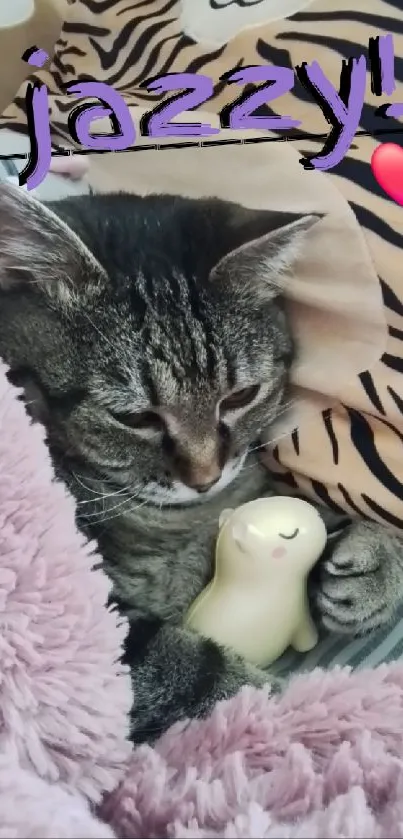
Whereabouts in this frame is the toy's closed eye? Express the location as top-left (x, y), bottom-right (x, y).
top-left (220, 385), bottom-right (260, 413)
top-left (279, 528), bottom-right (299, 540)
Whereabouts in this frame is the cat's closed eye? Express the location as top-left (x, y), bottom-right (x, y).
top-left (112, 409), bottom-right (164, 432)
top-left (219, 385), bottom-right (260, 414)
top-left (112, 385), bottom-right (261, 433)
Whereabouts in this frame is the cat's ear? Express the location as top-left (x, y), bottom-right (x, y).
top-left (210, 203), bottom-right (321, 302)
top-left (0, 183), bottom-right (106, 304)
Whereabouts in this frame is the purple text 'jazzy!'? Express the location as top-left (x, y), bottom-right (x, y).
top-left (16, 34), bottom-right (402, 190)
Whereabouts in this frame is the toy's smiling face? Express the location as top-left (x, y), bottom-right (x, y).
top-left (216, 497), bottom-right (327, 582)
top-left (230, 518), bottom-right (304, 563)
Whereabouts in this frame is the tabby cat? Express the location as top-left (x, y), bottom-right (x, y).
top-left (0, 183), bottom-right (401, 743)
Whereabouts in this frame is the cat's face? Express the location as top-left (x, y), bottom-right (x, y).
top-left (0, 185), bottom-right (317, 506)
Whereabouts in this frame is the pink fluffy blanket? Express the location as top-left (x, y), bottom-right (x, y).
top-left (2, 356), bottom-right (403, 839)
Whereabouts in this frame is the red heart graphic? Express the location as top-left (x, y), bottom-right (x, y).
top-left (371, 143), bottom-right (403, 206)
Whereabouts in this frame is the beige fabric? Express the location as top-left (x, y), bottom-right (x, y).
top-left (0, 0), bottom-right (66, 119)
top-left (180, 0), bottom-right (317, 45)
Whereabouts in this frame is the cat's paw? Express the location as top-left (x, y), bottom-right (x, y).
top-left (315, 520), bottom-right (400, 635)
top-left (244, 661), bottom-right (283, 695)
top-left (224, 654), bottom-right (283, 700)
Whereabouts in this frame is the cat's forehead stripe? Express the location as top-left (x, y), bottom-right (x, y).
top-left (133, 266), bottom-right (226, 387)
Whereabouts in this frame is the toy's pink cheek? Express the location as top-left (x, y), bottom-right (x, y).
top-left (272, 546), bottom-right (287, 559)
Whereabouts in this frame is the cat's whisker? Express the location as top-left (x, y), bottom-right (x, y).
top-left (72, 471), bottom-right (133, 510)
top-left (82, 311), bottom-right (117, 351)
top-left (76, 486), bottom-right (129, 507)
top-left (244, 422), bottom-right (291, 460)
top-left (82, 490), bottom-right (147, 524)
top-left (248, 435), bottom-right (287, 456)
top-left (80, 491), bottom-right (133, 519)
top-left (275, 396), bottom-right (297, 414)
top-left (72, 471), bottom-right (111, 496)
top-left (243, 408), bottom-right (333, 474)
top-left (93, 497), bottom-right (149, 525)
top-left (267, 398), bottom-right (298, 421)
top-left (247, 428), bottom-right (296, 457)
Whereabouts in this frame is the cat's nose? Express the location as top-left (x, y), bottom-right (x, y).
top-left (192, 476), bottom-right (220, 493)
top-left (170, 426), bottom-right (224, 492)
top-left (184, 462), bottom-right (222, 493)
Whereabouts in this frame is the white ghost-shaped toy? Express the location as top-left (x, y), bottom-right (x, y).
top-left (185, 496), bottom-right (327, 667)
